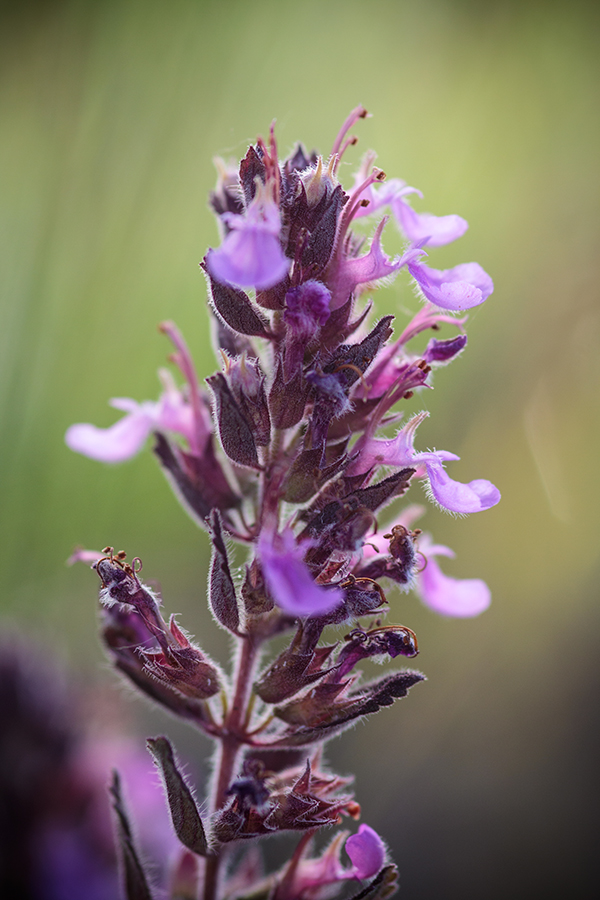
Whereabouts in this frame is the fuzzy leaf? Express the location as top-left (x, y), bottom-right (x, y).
top-left (302, 183), bottom-right (346, 273)
top-left (271, 670), bottom-right (425, 747)
top-left (325, 316), bottom-right (394, 386)
top-left (207, 272), bottom-right (271, 337)
top-left (109, 770), bottom-right (154, 900)
top-left (153, 433), bottom-right (239, 524)
top-left (239, 145), bottom-right (266, 204)
top-left (147, 736), bottom-right (208, 856)
top-left (281, 447), bottom-right (348, 504)
top-left (208, 509), bottom-right (240, 633)
top-left (268, 361), bottom-right (309, 429)
top-left (346, 468), bottom-right (416, 512)
top-left (207, 373), bottom-right (259, 469)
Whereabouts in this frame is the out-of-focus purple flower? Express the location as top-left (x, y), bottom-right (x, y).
top-left (349, 412), bottom-right (500, 514)
top-left (207, 183), bottom-right (290, 290)
top-left (258, 527), bottom-right (344, 616)
top-left (391, 195), bottom-right (468, 247)
top-left (345, 824), bottom-right (387, 880)
top-left (65, 399), bottom-right (157, 463)
top-left (65, 377), bottom-right (197, 464)
top-left (417, 534), bottom-right (491, 617)
top-left (408, 258), bottom-right (494, 311)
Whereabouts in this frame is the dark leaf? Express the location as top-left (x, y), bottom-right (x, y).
top-left (284, 142), bottom-right (316, 172)
top-left (109, 770), bottom-right (155, 900)
top-left (268, 362), bottom-right (309, 429)
top-left (153, 433), bottom-right (240, 525)
top-left (302, 184), bottom-right (346, 273)
top-left (325, 316), bottom-right (394, 385)
top-left (347, 865), bottom-right (399, 900)
top-left (209, 185), bottom-right (244, 218)
top-left (206, 270), bottom-right (271, 337)
top-left (346, 468), bottom-right (416, 513)
top-left (281, 446), bottom-right (349, 504)
top-left (241, 558), bottom-right (274, 615)
top-left (207, 510), bottom-right (240, 633)
top-left (239, 145), bottom-right (265, 204)
top-left (207, 373), bottom-right (260, 469)
top-left (270, 670), bottom-right (425, 747)
top-left (147, 736), bottom-right (209, 856)
top-left (319, 295), bottom-right (353, 347)
top-left (255, 275), bottom-right (289, 310)
top-left (254, 623), bottom-right (336, 704)
top-left (212, 315), bottom-right (255, 358)
top-left (110, 650), bottom-right (216, 730)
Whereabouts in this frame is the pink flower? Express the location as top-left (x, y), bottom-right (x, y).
top-left (349, 412), bottom-right (500, 515)
top-left (65, 381), bottom-right (197, 464)
top-left (417, 534), bottom-right (491, 617)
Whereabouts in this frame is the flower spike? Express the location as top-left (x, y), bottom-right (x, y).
top-left (65, 108), bottom-right (498, 900)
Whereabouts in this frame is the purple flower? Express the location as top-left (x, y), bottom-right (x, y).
top-left (284, 280), bottom-right (332, 338)
top-left (207, 183), bottom-right (290, 290)
top-left (282, 824), bottom-right (386, 897)
top-left (426, 457), bottom-right (501, 514)
top-left (408, 258), bottom-right (494, 311)
top-left (257, 527), bottom-right (344, 616)
top-left (423, 334), bottom-right (468, 364)
top-left (345, 825), bottom-right (387, 879)
top-left (349, 412), bottom-right (500, 514)
top-left (391, 195), bottom-right (468, 247)
top-left (283, 281), bottom-right (332, 379)
top-left (350, 155), bottom-right (467, 247)
top-left (330, 217), bottom-right (421, 309)
top-left (417, 534), bottom-right (491, 617)
top-left (65, 382), bottom-right (196, 464)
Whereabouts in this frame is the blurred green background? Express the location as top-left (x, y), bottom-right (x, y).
top-left (1, 0), bottom-right (598, 896)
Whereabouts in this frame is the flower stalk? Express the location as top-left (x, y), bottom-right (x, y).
top-left (67, 108), bottom-right (499, 900)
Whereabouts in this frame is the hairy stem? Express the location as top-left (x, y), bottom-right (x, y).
top-left (204, 635), bottom-right (259, 900)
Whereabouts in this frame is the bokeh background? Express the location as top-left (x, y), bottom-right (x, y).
top-left (1, 0), bottom-right (598, 897)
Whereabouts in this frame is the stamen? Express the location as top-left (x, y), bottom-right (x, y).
top-left (332, 362), bottom-right (370, 394)
top-left (331, 105), bottom-right (369, 157)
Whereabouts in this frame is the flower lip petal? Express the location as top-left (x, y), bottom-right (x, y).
top-left (345, 825), bottom-right (386, 880)
top-left (65, 410), bottom-right (154, 463)
top-left (426, 459), bottom-right (501, 514)
top-left (409, 260), bottom-right (494, 311)
top-left (392, 196), bottom-right (469, 247)
top-left (418, 537), bottom-right (491, 617)
top-left (207, 230), bottom-right (290, 291)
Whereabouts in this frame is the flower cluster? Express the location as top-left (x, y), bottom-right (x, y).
top-left (67, 107), bottom-right (499, 900)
